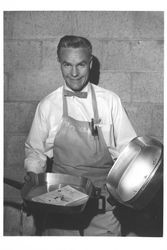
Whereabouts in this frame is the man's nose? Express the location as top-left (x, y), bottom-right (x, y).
top-left (71, 66), bottom-right (78, 77)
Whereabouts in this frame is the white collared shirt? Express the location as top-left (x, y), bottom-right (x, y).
top-left (24, 83), bottom-right (137, 173)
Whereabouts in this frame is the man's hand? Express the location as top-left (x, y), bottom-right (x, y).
top-left (24, 171), bottom-right (39, 186)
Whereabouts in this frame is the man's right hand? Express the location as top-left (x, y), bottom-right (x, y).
top-left (24, 171), bottom-right (39, 186)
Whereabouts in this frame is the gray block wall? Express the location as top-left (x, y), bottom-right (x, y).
top-left (4, 11), bottom-right (164, 235)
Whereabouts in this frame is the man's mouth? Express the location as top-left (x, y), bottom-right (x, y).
top-left (69, 78), bottom-right (82, 81)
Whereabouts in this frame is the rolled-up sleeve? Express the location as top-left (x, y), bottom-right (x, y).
top-left (24, 102), bottom-right (48, 174)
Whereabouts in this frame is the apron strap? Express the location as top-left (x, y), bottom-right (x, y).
top-left (90, 84), bottom-right (100, 123)
top-left (63, 87), bottom-right (68, 116)
top-left (63, 84), bottom-right (100, 122)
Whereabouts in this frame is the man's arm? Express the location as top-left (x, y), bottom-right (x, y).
top-left (24, 102), bottom-right (49, 174)
top-left (112, 96), bottom-right (137, 153)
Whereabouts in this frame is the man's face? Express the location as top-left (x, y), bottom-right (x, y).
top-left (58, 47), bottom-right (92, 92)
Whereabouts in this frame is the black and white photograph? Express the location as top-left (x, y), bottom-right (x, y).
top-left (2, 4), bottom-right (166, 250)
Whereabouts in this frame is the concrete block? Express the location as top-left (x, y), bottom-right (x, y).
top-left (4, 183), bottom-right (23, 203)
top-left (42, 40), bottom-right (60, 70)
top-left (4, 205), bottom-right (36, 236)
top-left (73, 11), bottom-right (133, 39)
top-left (4, 40), bottom-right (42, 72)
top-left (5, 135), bottom-right (26, 166)
top-left (4, 165), bottom-right (25, 187)
top-left (102, 40), bottom-right (164, 71)
top-left (131, 11), bottom-right (164, 39)
top-left (132, 72), bottom-right (163, 103)
top-left (150, 105), bottom-right (163, 137)
top-left (124, 103), bottom-right (153, 136)
top-left (4, 102), bottom-right (37, 133)
top-left (4, 205), bottom-right (21, 235)
top-left (102, 40), bottom-right (132, 71)
top-left (4, 12), bottom-right (14, 39)
top-left (8, 69), bottom-right (63, 101)
top-left (4, 11), bottom-right (164, 40)
top-left (4, 73), bottom-right (8, 101)
top-left (5, 11), bottom-right (74, 39)
top-left (131, 40), bottom-right (164, 72)
top-left (99, 71), bottom-right (131, 102)
top-left (91, 39), bottom-right (105, 66)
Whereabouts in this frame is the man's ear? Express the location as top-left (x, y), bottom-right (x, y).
top-left (89, 56), bottom-right (93, 69)
top-left (57, 56), bottom-right (60, 63)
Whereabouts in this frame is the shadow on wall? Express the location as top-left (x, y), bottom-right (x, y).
top-left (89, 55), bottom-right (100, 85)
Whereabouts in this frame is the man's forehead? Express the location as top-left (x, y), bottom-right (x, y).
top-left (59, 47), bottom-right (91, 60)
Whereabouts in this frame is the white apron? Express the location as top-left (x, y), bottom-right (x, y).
top-left (43, 84), bottom-right (121, 236)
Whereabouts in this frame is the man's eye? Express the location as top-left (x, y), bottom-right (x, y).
top-left (63, 63), bottom-right (70, 67)
top-left (78, 63), bottom-right (86, 67)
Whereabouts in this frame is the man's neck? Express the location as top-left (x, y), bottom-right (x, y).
top-left (64, 82), bottom-right (91, 93)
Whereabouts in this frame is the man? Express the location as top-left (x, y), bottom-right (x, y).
top-left (24, 35), bottom-right (137, 236)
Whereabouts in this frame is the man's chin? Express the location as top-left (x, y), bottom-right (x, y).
top-left (66, 82), bottom-right (87, 92)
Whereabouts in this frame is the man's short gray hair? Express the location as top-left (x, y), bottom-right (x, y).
top-left (57, 35), bottom-right (92, 59)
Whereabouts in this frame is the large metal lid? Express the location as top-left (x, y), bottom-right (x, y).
top-left (106, 136), bottom-right (163, 209)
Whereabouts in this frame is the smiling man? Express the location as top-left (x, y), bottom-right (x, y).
top-left (24, 35), bottom-right (137, 236)
top-left (58, 46), bottom-right (92, 92)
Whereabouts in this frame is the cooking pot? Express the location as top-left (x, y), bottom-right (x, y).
top-left (106, 136), bottom-right (163, 210)
top-left (21, 173), bottom-right (104, 215)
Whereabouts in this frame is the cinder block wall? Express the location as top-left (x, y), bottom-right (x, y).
top-left (4, 11), bottom-right (164, 235)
